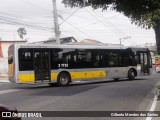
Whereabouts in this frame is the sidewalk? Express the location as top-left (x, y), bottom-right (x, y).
top-left (0, 76), bottom-right (9, 82)
top-left (152, 99), bottom-right (160, 120)
top-left (152, 81), bottom-right (160, 120)
top-left (0, 76), bottom-right (8, 79)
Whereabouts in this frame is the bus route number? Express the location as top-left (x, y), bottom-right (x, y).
top-left (58, 64), bottom-right (68, 68)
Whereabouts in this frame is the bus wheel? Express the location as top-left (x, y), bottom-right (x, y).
top-left (57, 72), bottom-right (70, 86)
top-left (128, 69), bottom-right (135, 80)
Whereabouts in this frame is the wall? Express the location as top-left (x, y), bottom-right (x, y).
top-left (0, 41), bottom-right (26, 77)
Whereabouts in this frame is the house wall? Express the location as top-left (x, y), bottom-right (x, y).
top-left (0, 57), bottom-right (7, 77)
top-left (0, 41), bottom-right (26, 77)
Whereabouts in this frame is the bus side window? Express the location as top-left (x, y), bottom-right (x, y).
top-left (124, 55), bottom-right (128, 66)
top-left (119, 52), bottom-right (124, 66)
top-left (50, 49), bottom-right (60, 69)
top-left (91, 50), bottom-right (102, 68)
top-left (102, 51), bottom-right (108, 67)
top-left (108, 51), bottom-right (118, 67)
top-left (18, 49), bottom-right (33, 71)
top-left (77, 50), bottom-right (93, 68)
top-left (129, 52), bottom-right (136, 66)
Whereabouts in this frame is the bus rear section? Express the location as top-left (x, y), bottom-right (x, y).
top-left (8, 44), bottom-right (16, 83)
top-left (18, 48), bottom-right (51, 84)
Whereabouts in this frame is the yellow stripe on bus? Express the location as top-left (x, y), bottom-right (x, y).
top-left (18, 70), bottom-right (106, 83)
top-left (70, 70), bottom-right (106, 79)
top-left (18, 74), bottom-right (35, 82)
top-left (8, 64), bottom-right (14, 77)
top-left (51, 73), bottom-right (58, 80)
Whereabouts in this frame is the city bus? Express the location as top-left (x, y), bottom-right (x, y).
top-left (8, 43), bottom-right (152, 86)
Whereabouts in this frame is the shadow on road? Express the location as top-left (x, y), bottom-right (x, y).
top-left (18, 78), bottom-right (147, 90)
top-left (17, 78), bottom-right (147, 89)
top-left (11, 78), bottom-right (148, 96)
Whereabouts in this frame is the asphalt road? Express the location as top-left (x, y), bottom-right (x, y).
top-left (0, 74), bottom-right (159, 120)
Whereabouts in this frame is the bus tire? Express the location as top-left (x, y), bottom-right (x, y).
top-left (57, 72), bottom-right (70, 86)
top-left (128, 69), bottom-right (135, 80)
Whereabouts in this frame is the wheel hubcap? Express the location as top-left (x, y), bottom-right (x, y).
top-left (131, 72), bottom-right (135, 77)
top-left (60, 76), bottom-right (68, 84)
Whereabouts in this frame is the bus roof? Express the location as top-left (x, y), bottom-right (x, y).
top-left (13, 43), bottom-right (149, 51)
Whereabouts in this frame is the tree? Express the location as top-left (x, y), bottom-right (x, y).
top-left (62, 0), bottom-right (160, 54)
top-left (17, 28), bottom-right (27, 40)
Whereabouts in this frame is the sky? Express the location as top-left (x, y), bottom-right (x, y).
top-left (0, 0), bottom-right (156, 46)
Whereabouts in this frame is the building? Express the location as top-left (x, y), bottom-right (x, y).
top-left (0, 40), bottom-right (27, 77)
top-left (32, 37), bottom-right (77, 44)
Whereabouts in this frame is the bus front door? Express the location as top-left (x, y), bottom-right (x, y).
top-left (34, 51), bottom-right (51, 82)
top-left (137, 52), bottom-right (150, 75)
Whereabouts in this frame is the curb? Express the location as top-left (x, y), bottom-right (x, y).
top-left (0, 77), bottom-right (8, 80)
top-left (156, 83), bottom-right (160, 100)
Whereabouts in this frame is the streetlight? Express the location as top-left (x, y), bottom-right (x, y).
top-left (119, 36), bottom-right (131, 45)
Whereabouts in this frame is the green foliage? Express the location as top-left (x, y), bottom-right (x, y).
top-left (62, 0), bottom-right (160, 28)
top-left (157, 84), bottom-right (160, 99)
top-left (157, 84), bottom-right (160, 89)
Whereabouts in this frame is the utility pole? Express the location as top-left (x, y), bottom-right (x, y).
top-left (52, 0), bottom-right (60, 44)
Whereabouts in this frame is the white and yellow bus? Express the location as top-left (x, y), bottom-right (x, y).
top-left (8, 43), bottom-right (152, 86)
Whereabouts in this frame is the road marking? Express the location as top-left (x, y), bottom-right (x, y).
top-left (146, 95), bottom-right (158, 120)
top-left (0, 89), bottom-right (21, 95)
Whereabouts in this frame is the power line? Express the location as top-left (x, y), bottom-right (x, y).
top-left (65, 21), bottom-right (101, 29)
top-left (19, 0), bottom-right (51, 12)
top-left (92, 9), bottom-right (134, 44)
top-left (94, 9), bottom-right (128, 37)
top-left (90, 9), bottom-right (125, 37)
top-left (0, 17), bottom-right (52, 31)
top-left (85, 8), bottom-right (122, 37)
top-left (58, 8), bottom-right (97, 39)
top-left (59, 8), bottom-right (80, 25)
top-left (0, 12), bottom-right (53, 31)
top-left (64, 21), bottom-right (95, 39)
top-left (0, 12), bottom-right (53, 26)
top-left (58, 9), bottom-right (98, 21)
top-left (0, 11), bottom-right (53, 23)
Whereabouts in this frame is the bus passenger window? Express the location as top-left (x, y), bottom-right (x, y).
top-left (77, 50), bottom-right (93, 68)
top-left (18, 49), bottom-right (33, 71)
top-left (119, 52), bottom-right (124, 66)
top-left (129, 52), bottom-right (136, 66)
top-left (108, 52), bottom-right (118, 67)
